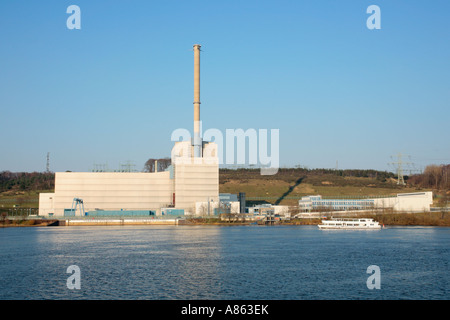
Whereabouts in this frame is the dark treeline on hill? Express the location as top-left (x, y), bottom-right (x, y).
top-left (220, 167), bottom-right (395, 180)
top-left (408, 164), bottom-right (450, 190)
top-left (219, 167), bottom-right (400, 189)
top-left (0, 171), bottom-right (54, 193)
top-left (220, 166), bottom-right (450, 191)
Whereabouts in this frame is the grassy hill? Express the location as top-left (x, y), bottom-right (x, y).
top-left (219, 168), bottom-right (427, 206)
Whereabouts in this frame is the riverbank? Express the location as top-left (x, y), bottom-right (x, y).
top-left (0, 219), bottom-right (60, 228)
top-left (356, 212), bottom-right (450, 226)
top-left (183, 211), bottom-right (450, 227)
top-left (1, 212), bottom-right (449, 227)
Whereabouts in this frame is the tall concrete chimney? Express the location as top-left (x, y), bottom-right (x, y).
top-left (193, 44), bottom-right (202, 158)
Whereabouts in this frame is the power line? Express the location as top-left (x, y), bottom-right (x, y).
top-left (388, 152), bottom-right (412, 185)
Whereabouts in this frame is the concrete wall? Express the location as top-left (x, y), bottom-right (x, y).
top-left (372, 197), bottom-right (398, 210)
top-left (39, 193), bottom-right (55, 216)
top-left (395, 192), bottom-right (432, 212)
top-left (230, 201), bottom-right (240, 214)
top-left (272, 205), bottom-right (290, 217)
top-left (372, 192), bottom-right (433, 212)
top-left (174, 161), bottom-right (219, 213)
top-left (172, 141), bottom-right (219, 214)
top-left (46, 171), bottom-right (173, 216)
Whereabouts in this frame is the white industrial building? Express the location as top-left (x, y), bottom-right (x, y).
top-left (39, 44), bottom-right (219, 217)
top-left (298, 191), bottom-right (433, 213)
top-left (247, 204), bottom-right (290, 217)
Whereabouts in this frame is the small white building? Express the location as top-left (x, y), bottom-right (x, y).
top-left (195, 199), bottom-right (240, 215)
top-left (248, 204), bottom-right (290, 218)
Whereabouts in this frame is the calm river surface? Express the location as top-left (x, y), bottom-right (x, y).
top-left (0, 225), bottom-right (448, 300)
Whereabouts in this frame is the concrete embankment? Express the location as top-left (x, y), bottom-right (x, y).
top-left (62, 218), bottom-right (186, 226)
top-left (1, 217), bottom-right (187, 227)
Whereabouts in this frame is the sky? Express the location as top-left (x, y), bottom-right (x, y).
top-left (0, 0), bottom-right (449, 173)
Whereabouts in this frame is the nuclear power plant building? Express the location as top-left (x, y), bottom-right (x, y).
top-left (39, 45), bottom-right (219, 217)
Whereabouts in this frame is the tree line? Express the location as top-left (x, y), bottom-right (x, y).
top-left (408, 164), bottom-right (450, 190)
top-left (0, 171), bottom-right (55, 193)
top-left (220, 167), bottom-right (396, 181)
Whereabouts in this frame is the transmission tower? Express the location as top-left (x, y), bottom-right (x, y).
top-left (389, 153), bottom-right (412, 185)
top-left (119, 161), bottom-right (136, 172)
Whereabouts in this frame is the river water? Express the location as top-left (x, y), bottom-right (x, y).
top-left (0, 225), bottom-right (448, 300)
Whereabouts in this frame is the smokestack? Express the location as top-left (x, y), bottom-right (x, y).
top-left (239, 192), bottom-right (246, 214)
top-left (193, 44), bottom-right (202, 158)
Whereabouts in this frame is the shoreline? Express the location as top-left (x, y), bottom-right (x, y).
top-left (1, 212), bottom-right (449, 228)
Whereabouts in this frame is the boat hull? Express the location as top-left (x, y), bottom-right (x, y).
top-left (318, 218), bottom-right (382, 230)
top-left (318, 225), bottom-right (381, 230)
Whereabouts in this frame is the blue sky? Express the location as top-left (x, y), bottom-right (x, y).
top-left (0, 0), bottom-right (449, 173)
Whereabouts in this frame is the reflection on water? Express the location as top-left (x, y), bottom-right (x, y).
top-left (0, 225), bottom-right (449, 300)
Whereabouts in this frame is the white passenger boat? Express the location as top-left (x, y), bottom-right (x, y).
top-left (318, 218), bottom-right (381, 230)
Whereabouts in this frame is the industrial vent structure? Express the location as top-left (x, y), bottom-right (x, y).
top-left (39, 45), bottom-right (219, 216)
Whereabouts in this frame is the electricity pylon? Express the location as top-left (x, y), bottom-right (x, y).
top-left (389, 153), bottom-right (412, 185)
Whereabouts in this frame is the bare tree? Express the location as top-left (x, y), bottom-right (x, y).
top-left (143, 158), bottom-right (171, 172)
top-left (424, 165), bottom-right (443, 190)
